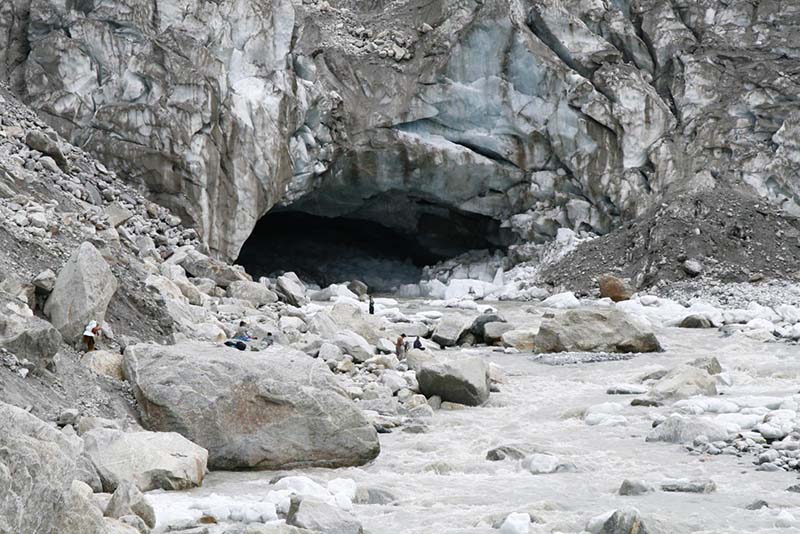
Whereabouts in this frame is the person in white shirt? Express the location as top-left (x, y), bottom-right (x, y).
top-left (82, 320), bottom-right (101, 352)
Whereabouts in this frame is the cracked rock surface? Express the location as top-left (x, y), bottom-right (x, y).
top-left (2, 0), bottom-right (799, 260)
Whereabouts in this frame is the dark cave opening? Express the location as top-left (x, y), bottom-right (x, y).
top-left (236, 209), bottom-right (507, 292)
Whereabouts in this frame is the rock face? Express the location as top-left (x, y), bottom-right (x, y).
top-left (416, 356), bottom-right (491, 406)
top-left (6, 0), bottom-right (799, 260)
top-left (0, 401), bottom-right (77, 534)
top-left (124, 342), bottom-right (380, 469)
top-left (82, 428), bottom-right (208, 492)
top-left (44, 242), bottom-right (118, 342)
top-left (534, 309), bottom-right (661, 353)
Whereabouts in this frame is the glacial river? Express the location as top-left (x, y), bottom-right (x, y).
top-left (150, 301), bottom-right (800, 533)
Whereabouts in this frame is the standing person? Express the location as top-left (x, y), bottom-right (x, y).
top-left (395, 333), bottom-right (407, 359)
top-left (82, 320), bottom-right (101, 352)
top-left (369, 296), bottom-right (375, 315)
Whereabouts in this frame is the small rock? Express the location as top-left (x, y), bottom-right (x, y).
top-left (486, 445), bottom-right (527, 462)
top-left (499, 512), bottom-right (531, 534)
top-left (57, 409), bottom-right (80, 427)
top-left (598, 274), bottom-right (633, 302)
top-left (630, 398), bottom-right (661, 407)
top-left (746, 500), bottom-right (769, 510)
top-left (660, 479), bottom-right (716, 494)
top-left (32, 269), bottom-right (57, 292)
top-left (683, 259), bottom-right (704, 277)
top-left (618, 479), bottom-right (654, 496)
top-left (679, 315), bottom-right (713, 328)
top-left (688, 356), bottom-right (722, 375)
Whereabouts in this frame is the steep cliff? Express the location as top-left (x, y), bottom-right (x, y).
top-left (2, 0), bottom-right (799, 263)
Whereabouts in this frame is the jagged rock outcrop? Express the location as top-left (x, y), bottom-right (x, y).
top-left (4, 0), bottom-right (798, 262)
top-left (1, 0), bottom-right (298, 259)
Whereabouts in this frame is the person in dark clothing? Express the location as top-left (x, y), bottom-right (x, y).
top-left (369, 296), bottom-right (375, 315)
top-left (413, 336), bottom-right (423, 350)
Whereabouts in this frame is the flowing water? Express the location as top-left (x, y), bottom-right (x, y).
top-left (150, 301), bottom-right (800, 533)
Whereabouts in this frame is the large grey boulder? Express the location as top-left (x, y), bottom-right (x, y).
top-left (307, 310), bottom-right (340, 339)
top-left (649, 365), bottom-right (717, 401)
top-left (44, 242), bottom-right (118, 342)
top-left (276, 272), bottom-right (309, 307)
top-left (347, 280), bottom-right (368, 297)
top-left (431, 313), bottom-right (475, 347)
top-left (287, 497), bottom-right (363, 534)
top-left (329, 302), bottom-right (381, 344)
top-left (25, 130), bottom-right (68, 170)
top-left (469, 312), bottom-right (506, 336)
top-left (333, 330), bottom-right (374, 363)
top-left (533, 309), bottom-right (661, 353)
top-left (483, 322), bottom-right (513, 345)
top-left (501, 328), bottom-right (537, 351)
top-left (226, 280), bottom-right (278, 307)
top-left (104, 480), bottom-right (156, 529)
top-left (645, 415), bottom-right (729, 444)
top-left (58, 480), bottom-right (110, 534)
top-left (416, 356), bottom-right (490, 406)
top-left (0, 401), bottom-right (78, 534)
top-left (0, 295), bottom-right (62, 370)
top-left (82, 350), bottom-right (125, 381)
top-left (168, 247), bottom-right (249, 288)
top-left (82, 428), bottom-right (208, 492)
top-left (124, 342), bottom-right (380, 469)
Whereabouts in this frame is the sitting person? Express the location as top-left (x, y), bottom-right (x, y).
top-left (233, 321), bottom-right (252, 341)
